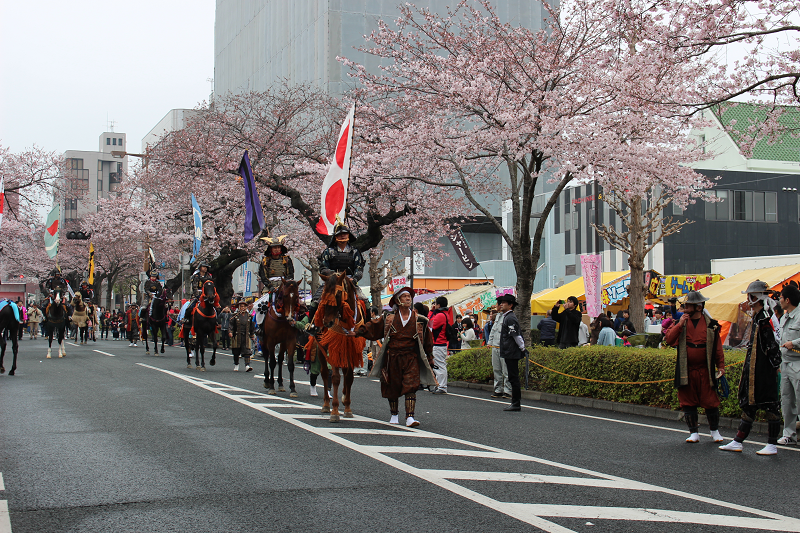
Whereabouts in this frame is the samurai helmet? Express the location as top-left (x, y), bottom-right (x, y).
top-left (260, 234), bottom-right (288, 255)
top-left (743, 279), bottom-right (771, 305)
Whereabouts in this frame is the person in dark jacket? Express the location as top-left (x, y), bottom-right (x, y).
top-left (496, 294), bottom-right (526, 412)
top-left (536, 310), bottom-right (557, 346)
top-left (617, 309), bottom-right (636, 334)
top-left (551, 296), bottom-right (582, 349)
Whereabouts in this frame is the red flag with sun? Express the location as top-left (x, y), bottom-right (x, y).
top-left (316, 104), bottom-right (355, 235)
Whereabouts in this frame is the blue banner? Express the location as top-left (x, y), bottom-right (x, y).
top-left (191, 193), bottom-right (202, 263)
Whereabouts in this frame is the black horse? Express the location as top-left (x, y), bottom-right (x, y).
top-left (143, 289), bottom-right (169, 356)
top-left (0, 301), bottom-right (21, 376)
top-left (45, 290), bottom-right (69, 358)
top-left (190, 280), bottom-right (218, 371)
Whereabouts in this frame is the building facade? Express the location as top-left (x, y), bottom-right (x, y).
top-left (63, 132), bottom-right (128, 221)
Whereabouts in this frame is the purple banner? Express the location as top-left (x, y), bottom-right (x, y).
top-left (581, 254), bottom-right (602, 318)
top-left (447, 228), bottom-right (479, 271)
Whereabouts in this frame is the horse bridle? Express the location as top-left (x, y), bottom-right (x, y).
top-left (328, 277), bottom-right (363, 335)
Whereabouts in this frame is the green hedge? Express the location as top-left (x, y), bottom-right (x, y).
top-left (448, 345), bottom-right (746, 417)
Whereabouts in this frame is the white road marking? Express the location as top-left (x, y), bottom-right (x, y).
top-left (0, 473), bottom-right (4, 490)
top-left (0, 500), bottom-right (11, 533)
top-left (66, 342), bottom-right (79, 347)
top-left (138, 363), bottom-right (800, 532)
top-left (92, 350), bottom-right (115, 357)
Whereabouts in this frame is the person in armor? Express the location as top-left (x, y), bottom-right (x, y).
top-left (144, 271), bottom-right (163, 297)
top-left (258, 235), bottom-right (295, 307)
top-left (44, 269), bottom-right (68, 295)
top-left (78, 280), bottom-right (94, 301)
top-left (307, 223), bottom-right (366, 324)
top-left (190, 262), bottom-right (214, 297)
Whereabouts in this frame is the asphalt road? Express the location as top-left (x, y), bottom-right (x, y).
top-left (2, 336), bottom-right (800, 533)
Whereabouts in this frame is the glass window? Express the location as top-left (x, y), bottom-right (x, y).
top-left (564, 210), bottom-right (571, 231)
top-left (107, 138), bottom-right (110, 145)
top-left (766, 192), bottom-right (777, 222)
top-left (572, 211), bottom-right (578, 229)
top-left (97, 179), bottom-right (103, 192)
top-left (118, 138), bottom-right (122, 145)
top-left (716, 190), bottom-right (729, 220)
top-left (753, 192), bottom-right (765, 221)
top-left (673, 203), bottom-right (683, 216)
top-left (112, 138), bottom-right (117, 146)
top-left (98, 160), bottom-right (103, 171)
top-left (705, 195), bottom-right (716, 220)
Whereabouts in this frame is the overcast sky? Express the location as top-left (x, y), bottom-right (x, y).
top-left (0, 0), bottom-right (215, 154)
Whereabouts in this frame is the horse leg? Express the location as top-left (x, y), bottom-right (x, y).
top-left (209, 333), bottom-right (217, 367)
top-left (342, 367), bottom-right (355, 418)
top-left (185, 332), bottom-right (193, 369)
top-left (144, 328), bottom-right (150, 356)
top-left (59, 329), bottom-right (66, 357)
top-left (277, 347), bottom-right (286, 392)
top-left (9, 329), bottom-right (18, 376)
top-left (287, 340), bottom-right (297, 398)
top-left (160, 325), bottom-right (166, 353)
top-left (198, 333), bottom-right (206, 370)
top-left (47, 331), bottom-right (53, 358)
top-left (0, 334), bottom-right (6, 374)
top-left (320, 350), bottom-right (331, 414)
top-left (330, 366), bottom-right (341, 422)
top-left (266, 347), bottom-right (277, 394)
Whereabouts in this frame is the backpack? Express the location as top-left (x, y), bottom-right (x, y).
top-left (432, 310), bottom-right (459, 346)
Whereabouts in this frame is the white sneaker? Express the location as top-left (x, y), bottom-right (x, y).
top-left (406, 416), bottom-right (420, 428)
top-left (233, 364), bottom-right (239, 372)
top-left (719, 441), bottom-right (743, 452)
top-left (129, 343), bottom-right (134, 347)
top-left (756, 444), bottom-right (778, 456)
top-left (133, 343), bottom-right (138, 347)
top-left (245, 365), bottom-right (253, 372)
top-left (389, 414), bottom-right (399, 425)
top-left (777, 436), bottom-right (797, 445)
top-left (686, 432), bottom-right (700, 443)
top-left (309, 385), bottom-right (318, 397)
top-left (710, 430), bottom-right (724, 442)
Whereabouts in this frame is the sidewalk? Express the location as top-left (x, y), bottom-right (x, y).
top-left (449, 380), bottom-right (770, 434)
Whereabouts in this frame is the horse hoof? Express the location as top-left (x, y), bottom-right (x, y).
top-left (330, 414), bottom-right (340, 423)
top-left (8, 370), bottom-right (14, 376)
top-left (200, 367), bottom-right (206, 372)
top-left (290, 391), bottom-right (298, 398)
top-left (58, 354), bottom-right (64, 358)
top-left (268, 389), bottom-right (276, 395)
top-left (278, 386), bottom-right (286, 392)
top-left (210, 358), bottom-right (216, 366)
top-left (187, 364), bottom-right (192, 369)
top-left (321, 406), bottom-right (331, 414)
top-left (47, 355), bottom-right (52, 359)
top-left (196, 365), bottom-right (202, 370)
top-left (0, 366), bottom-right (4, 374)
top-left (146, 351), bottom-right (150, 356)
top-left (161, 348), bottom-right (165, 353)
top-left (344, 411), bottom-right (354, 418)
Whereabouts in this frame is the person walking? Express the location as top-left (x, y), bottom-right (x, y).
top-left (219, 307), bottom-right (232, 350)
top-left (720, 281), bottom-right (782, 455)
top-left (27, 304), bottom-right (43, 340)
top-left (777, 284), bottom-right (800, 446)
top-left (357, 287), bottom-right (436, 427)
top-left (428, 296), bottom-right (452, 394)
top-left (230, 300), bottom-right (255, 372)
top-left (488, 307), bottom-right (510, 399)
top-left (496, 294), bottom-right (526, 412)
top-left (664, 291), bottom-right (725, 443)
top-left (537, 310), bottom-right (557, 346)
top-left (551, 297), bottom-right (582, 349)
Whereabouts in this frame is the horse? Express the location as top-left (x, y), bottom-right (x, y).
top-left (143, 289), bottom-right (169, 356)
top-left (189, 280), bottom-right (219, 371)
top-left (260, 279), bottom-right (301, 397)
top-left (307, 271), bottom-right (366, 422)
top-left (0, 301), bottom-right (21, 376)
top-left (45, 290), bottom-right (69, 359)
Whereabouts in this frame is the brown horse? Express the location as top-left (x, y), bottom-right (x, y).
top-left (261, 279), bottom-right (301, 396)
top-left (307, 271), bottom-right (366, 422)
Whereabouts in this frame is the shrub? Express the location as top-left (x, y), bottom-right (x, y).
top-left (447, 344), bottom-right (745, 416)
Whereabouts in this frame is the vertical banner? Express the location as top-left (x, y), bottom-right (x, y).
top-left (580, 254), bottom-right (602, 318)
top-left (447, 227), bottom-right (479, 271)
top-left (87, 243), bottom-right (95, 285)
top-left (316, 103), bottom-right (355, 235)
top-left (0, 177), bottom-right (4, 231)
top-left (190, 193), bottom-right (202, 263)
top-left (239, 150), bottom-right (265, 243)
top-left (44, 205), bottom-right (60, 259)
top-left (144, 247), bottom-right (156, 275)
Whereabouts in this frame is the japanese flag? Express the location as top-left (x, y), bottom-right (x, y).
top-left (316, 103), bottom-right (355, 235)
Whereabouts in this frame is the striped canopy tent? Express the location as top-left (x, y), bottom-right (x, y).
top-left (530, 271), bottom-right (629, 315)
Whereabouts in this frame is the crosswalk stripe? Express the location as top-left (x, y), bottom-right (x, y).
top-left (137, 363), bottom-right (800, 533)
top-left (0, 500), bottom-right (11, 533)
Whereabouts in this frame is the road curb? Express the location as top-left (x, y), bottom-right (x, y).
top-left (449, 380), bottom-right (769, 435)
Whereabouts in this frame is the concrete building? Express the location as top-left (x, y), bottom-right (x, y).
top-left (63, 132), bottom-right (129, 221)
top-left (141, 109), bottom-right (202, 153)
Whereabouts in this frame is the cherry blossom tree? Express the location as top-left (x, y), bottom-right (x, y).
top-left (343, 0), bottom-right (719, 339)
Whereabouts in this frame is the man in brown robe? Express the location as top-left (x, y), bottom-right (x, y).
top-left (664, 290), bottom-right (725, 443)
top-left (356, 287), bottom-right (436, 427)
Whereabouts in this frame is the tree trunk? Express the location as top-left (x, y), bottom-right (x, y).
top-left (368, 252), bottom-right (383, 310)
top-left (511, 241), bottom-right (535, 348)
top-left (309, 257), bottom-right (320, 296)
top-left (627, 199), bottom-right (647, 334)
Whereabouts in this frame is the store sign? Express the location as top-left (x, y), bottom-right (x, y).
top-left (389, 276), bottom-right (407, 293)
top-left (601, 277), bottom-right (631, 306)
top-left (654, 274), bottom-right (723, 297)
top-left (572, 195), bottom-right (595, 206)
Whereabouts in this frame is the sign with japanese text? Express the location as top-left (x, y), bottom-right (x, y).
top-left (581, 254), bottom-right (603, 318)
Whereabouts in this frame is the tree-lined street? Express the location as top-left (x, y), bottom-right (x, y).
top-left (2, 340), bottom-right (800, 533)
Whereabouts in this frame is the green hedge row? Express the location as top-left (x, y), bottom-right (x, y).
top-left (448, 345), bottom-right (746, 418)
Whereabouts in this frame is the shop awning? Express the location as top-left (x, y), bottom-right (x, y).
top-left (699, 264), bottom-right (800, 323)
top-left (530, 271), bottom-right (629, 314)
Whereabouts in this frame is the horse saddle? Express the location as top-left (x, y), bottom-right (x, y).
top-left (0, 300), bottom-right (21, 322)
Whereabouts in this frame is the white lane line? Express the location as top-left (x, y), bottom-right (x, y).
top-left (361, 446), bottom-right (529, 460)
top-left (0, 473), bottom-right (4, 491)
top-left (66, 342), bottom-right (79, 347)
top-left (444, 390), bottom-right (800, 453)
top-left (427, 471), bottom-right (657, 489)
top-left (92, 350), bottom-right (115, 357)
top-left (0, 500), bottom-right (11, 533)
top-left (138, 363), bottom-right (800, 532)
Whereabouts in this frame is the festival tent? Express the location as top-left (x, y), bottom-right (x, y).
top-left (530, 271), bottom-right (629, 315)
top-left (700, 264), bottom-right (800, 323)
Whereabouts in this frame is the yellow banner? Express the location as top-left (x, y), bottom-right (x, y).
top-left (87, 243), bottom-right (95, 285)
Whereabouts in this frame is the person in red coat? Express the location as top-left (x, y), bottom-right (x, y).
top-left (664, 291), bottom-right (725, 444)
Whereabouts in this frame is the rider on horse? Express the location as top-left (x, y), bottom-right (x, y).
top-left (43, 268), bottom-right (69, 298)
top-left (179, 262), bottom-right (220, 322)
top-left (143, 270), bottom-right (163, 306)
top-left (307, 222), bottom-right (366, 325)
top-left (258, 234), bottom-right (295, 310)
top-left (78, 280), bottom-right (94, 301)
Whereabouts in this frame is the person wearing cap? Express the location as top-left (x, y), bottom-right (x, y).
top-left (230, 299), bottom-right (256, 372)
top-left (190, 262), bottom-right (213, 297)
top-left (719, 280), bottom-right (782, 455)
top-left (258, 235), bottom-right (295, 306)
top-left (356, 287), bottom-right (435, 427)
top-left (144, 271), bottom-right (163, 298)
top-left (496, 293), bottom-right (526, 411)
top-left (664, 290), bottom-right (725, 444)
top-left (777, 283), bottom-right (800, 446)
top-left (307, 222), bottom-right (366, 323)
